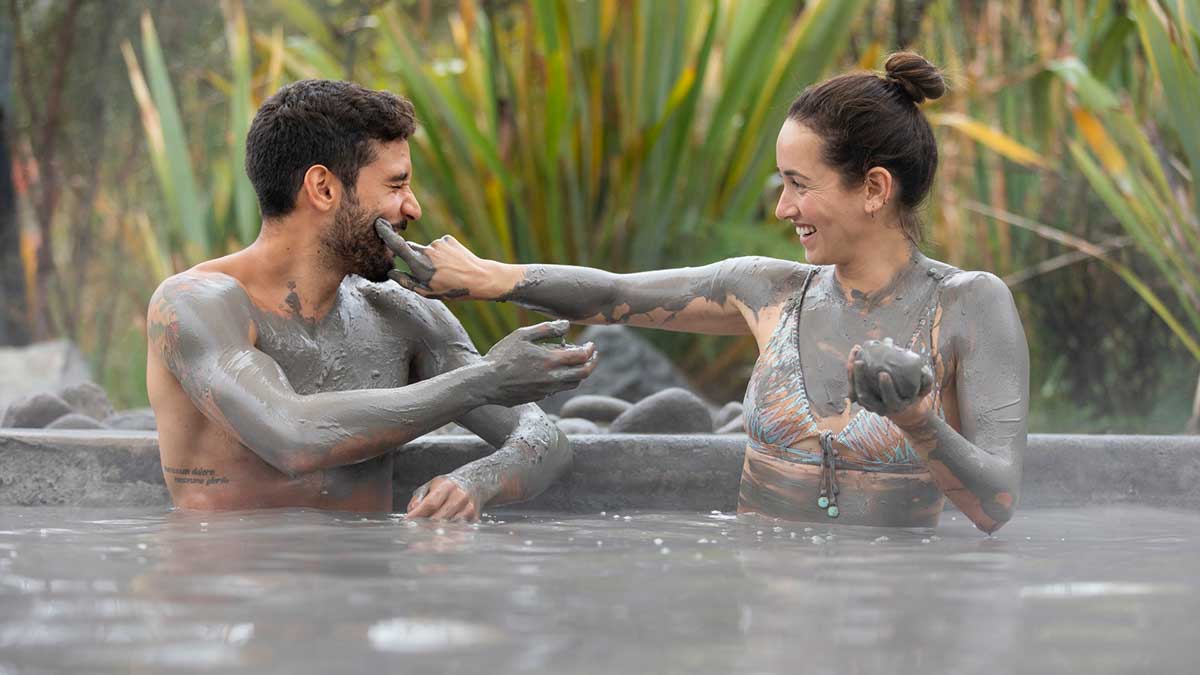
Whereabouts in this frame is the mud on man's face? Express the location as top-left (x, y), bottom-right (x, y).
top-left (320, 189), bottom-right (395, 282)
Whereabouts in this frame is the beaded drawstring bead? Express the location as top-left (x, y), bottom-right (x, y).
top-left (817, 431), bottom-right (839, 518)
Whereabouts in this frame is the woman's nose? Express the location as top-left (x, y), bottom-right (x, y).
top-left (775, 191), bottom-right (795, 221)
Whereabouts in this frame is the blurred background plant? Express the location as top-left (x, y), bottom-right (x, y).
top-left (3, 0), bottom-right (1197, 433)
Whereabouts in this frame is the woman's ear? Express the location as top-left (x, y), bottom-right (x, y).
top-left (300, 164), bottom-right (340, 213)
top-left (863, 166), bottom-right (895, 217)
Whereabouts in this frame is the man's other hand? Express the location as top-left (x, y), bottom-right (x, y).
top-left (406, 475), bottom-right (482, 521)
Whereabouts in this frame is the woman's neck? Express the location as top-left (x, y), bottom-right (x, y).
top-left (833, 237), bottom-right (923, 304)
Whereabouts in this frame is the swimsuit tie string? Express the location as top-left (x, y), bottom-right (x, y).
top-left (817, 431), bottom-right (839, 518)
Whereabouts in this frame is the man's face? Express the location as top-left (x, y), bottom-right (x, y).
top-left (320, 140), bottom-right (422, 282)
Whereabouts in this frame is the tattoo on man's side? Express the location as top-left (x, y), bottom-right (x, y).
top-left (163, 465), bottom-right (231, 486)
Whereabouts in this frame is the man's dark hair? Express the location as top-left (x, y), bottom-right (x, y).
top-left (245, 80), bottom-right (416, 218)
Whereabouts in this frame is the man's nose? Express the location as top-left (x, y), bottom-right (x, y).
top-left (402, 195), bottom-right (422, 222)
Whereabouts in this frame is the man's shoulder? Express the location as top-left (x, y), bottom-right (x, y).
top-left (151, 270), bottom-right (251, 315)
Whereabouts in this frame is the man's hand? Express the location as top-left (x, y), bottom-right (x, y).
top-left (483, 320), bottom-right (598, 408)
top-left (376, 219), bottom-right (516, 300)
top-left (407, 475), bottom-right (483, 521)
top-left (848, 337), bottom-right (935, 427)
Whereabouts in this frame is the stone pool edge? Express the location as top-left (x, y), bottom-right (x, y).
top-left (1, 430), bottom-right (1198, 511)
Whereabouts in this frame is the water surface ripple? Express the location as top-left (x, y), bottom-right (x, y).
top-left (0, 506), bottom-right (1197, 674)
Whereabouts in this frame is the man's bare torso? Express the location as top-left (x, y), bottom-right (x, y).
top-left (148, 259), bottom-right (427, 512)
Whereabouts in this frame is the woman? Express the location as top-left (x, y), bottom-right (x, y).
top-left (377, 52), bottom-right (1028, 534)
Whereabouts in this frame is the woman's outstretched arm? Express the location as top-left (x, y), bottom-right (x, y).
top-left (377, 220), bottom-right (809, 336)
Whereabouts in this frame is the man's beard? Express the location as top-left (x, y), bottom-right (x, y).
top-left (319, 192), bottom-right (394, 283)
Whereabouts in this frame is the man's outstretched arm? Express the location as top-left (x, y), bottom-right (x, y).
top-left (148, 272), bottom-right (594, 478)
top-left (399, 291), bottom-right (572, 520)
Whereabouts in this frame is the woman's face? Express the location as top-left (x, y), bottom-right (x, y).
top-left (774, 119), bottom-right (871, 265)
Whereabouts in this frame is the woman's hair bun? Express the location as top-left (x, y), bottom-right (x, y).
top-left (884, 51), bottom-right (945, 104)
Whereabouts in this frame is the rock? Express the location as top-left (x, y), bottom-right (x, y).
top-left (556, 418), bottom-right (602, 435)
top-left (609, 388), bottom-right (714, 434)
top-left (714, 402), bottom-right (744, 428)
top-left (427, 421), bottom-right (469, 436)
top-left (45, 413), bottom-right (105, 430)
top-left (716, 414), bottom-right (745, 434)
top-left (0, 340), bottom-right (92, 413)
top-left (539, 325), bottom-right (702, 414)
top-left (559, 395), bottom-right (632, 423)
top-left (1, 392), bottom-right (75, 429)
top-left (103, 409), bottom-right (158, 431)
top-left (60, 382), bottom-right (115, 422)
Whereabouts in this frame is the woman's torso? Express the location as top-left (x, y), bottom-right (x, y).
top-left (739, 260), bottom-right (961, 527)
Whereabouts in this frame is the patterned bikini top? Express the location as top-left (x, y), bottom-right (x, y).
top-left (743, 265), bottom-right (958, 472)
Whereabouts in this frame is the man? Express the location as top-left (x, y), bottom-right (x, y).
top-left (146, 80), bottom-right (596, 520)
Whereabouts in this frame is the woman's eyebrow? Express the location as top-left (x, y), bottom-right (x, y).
top-left (778, 168), bottom-right (810, 180)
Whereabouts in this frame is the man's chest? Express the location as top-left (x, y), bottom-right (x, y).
top-left (250, 310), bottom-right (416, 394)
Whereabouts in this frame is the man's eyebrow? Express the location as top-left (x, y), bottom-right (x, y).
top-left (778, 168), bottom-right (809, 180)
top-left (387, 171), bottom-right (409, 182)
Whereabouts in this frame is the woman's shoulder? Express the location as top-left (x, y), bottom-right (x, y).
top-left (713, 256), bottom-right (815, 306)
top-left (932, 265), bottom-right (1022, 336)
top-left (936, 266), bottom-right (1011, 305)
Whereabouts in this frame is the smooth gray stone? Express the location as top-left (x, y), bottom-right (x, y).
top-left (556, 417), bottom-right (602, 435)
top-left (1, 392), bottom-right (74, 429)
top-left (103, 409), bottom-right (158, 431)
top-left (45, 413), bottom-right (105, 430)
top-left (609, 388), bottom-right (714, 435)
top-left (60, 382), bottom-right (115, 423)
top-left (559, 395), bottom-right (632, 423)
top-left (714, 402), bottom-right (744, 429)
top-left (0, 339), bottom-right (92, 413)
top-left (716, 414), bottom-right (745, 434)
top-left (539, 325), bottom-right (701, 413)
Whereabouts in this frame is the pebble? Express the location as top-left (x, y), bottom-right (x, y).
top-left (609, 388), bottom-right (713, 434)
top-left (558, 395), bottom-right (632, 423)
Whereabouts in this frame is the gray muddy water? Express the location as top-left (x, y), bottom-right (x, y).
top-left (1, 505), bottom-right (1197, 674)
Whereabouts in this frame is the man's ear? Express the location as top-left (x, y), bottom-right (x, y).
top-left (863, 166), bottom-right (895, 216)
top-left (299, 164), bottom-right (340, 214)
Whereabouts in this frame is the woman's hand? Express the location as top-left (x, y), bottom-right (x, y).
top-left (848, 338), bottom-right (935, 428)
top-left (374, 219), bottom-right (518, 300)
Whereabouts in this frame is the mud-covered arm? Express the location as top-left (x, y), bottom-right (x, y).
top-left (148, 273), bottom-right (587, 478)
top-left (408, 298), bottom-right (572, 512)
top-left (377, 223), bottom-right (806, 335)
top-left (876, 273), bottom-right (1028, 534)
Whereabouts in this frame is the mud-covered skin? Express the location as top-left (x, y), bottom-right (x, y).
top-left (147, 270), bottom-right (585, 516)
top-left (385, 235), bottom-right (1028, 533)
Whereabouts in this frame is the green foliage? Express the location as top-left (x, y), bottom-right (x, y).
top-left (31, 0), bottom-right (1189, 423)
top-left (1047, 0), bottom-right (1200, 360)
